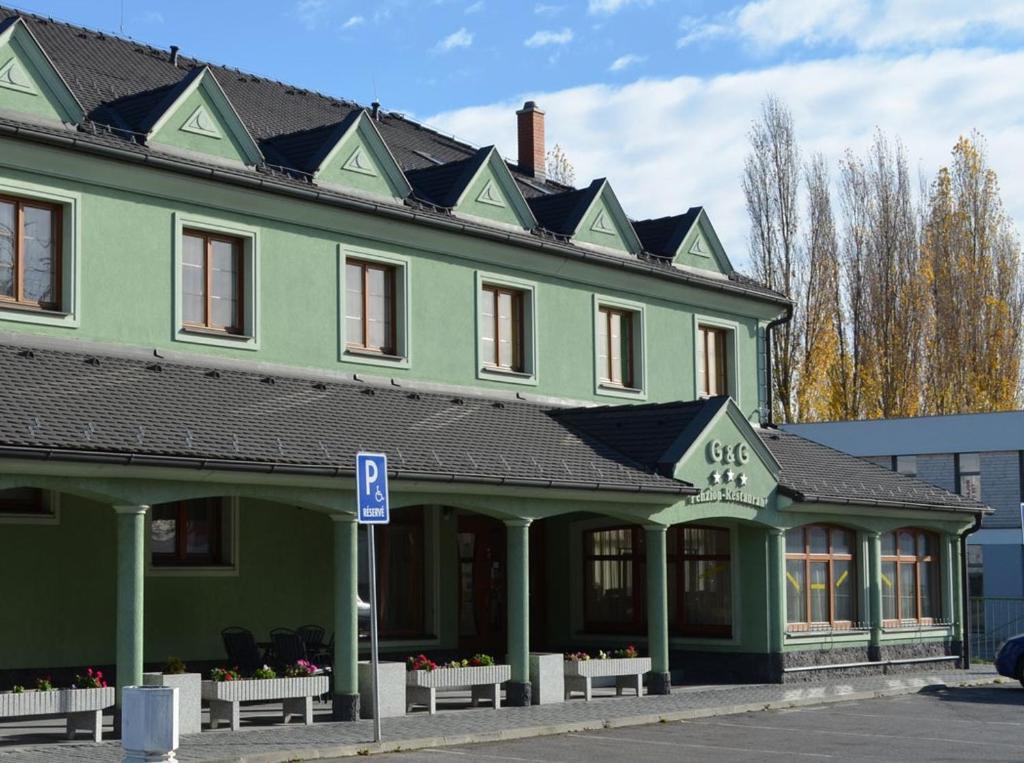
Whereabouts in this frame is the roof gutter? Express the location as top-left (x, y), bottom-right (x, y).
top-left (764, 301), bottom-right (794, 425)
top-left (0, 121), bottom-right (790, 308)
top-left (0, 445), bottom-right (699, 497)
top-left (782, 486), bottom-right (990, 515)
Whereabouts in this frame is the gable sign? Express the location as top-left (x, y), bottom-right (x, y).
top-left (475, 179), bottom-right (505, 208)
top-left (0, 57), bottom-right (33, 94)
top-left (590, 210), bottom-right (617, 236)
top-left (180, 104), bottom-right (221, 138)
top-left (342, 145), bottom-right (377, 177)
top-left (687, 439), bottom-right (766, 509)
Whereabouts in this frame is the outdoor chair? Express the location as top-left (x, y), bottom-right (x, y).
top-left (221, 626), bottom-right (265, 675)
top-left (296, 624), bottom-right (326, 653)
top-left (270, 628), bottom-right (308, 667)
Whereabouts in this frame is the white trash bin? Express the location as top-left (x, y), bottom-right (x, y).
top-left (122, 685), bottom-right (179, 762)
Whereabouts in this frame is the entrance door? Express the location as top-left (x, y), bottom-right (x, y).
top-left (457, 515), bottom-right (506, 656)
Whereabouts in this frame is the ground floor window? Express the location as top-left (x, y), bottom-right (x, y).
top-left (785, 525), bottom-right (857, 629)
top-left (0, 487), bottom-right (52, 518)
top-left (583, 524), bottom-right (733, 637)
top-left (881, 529), bottom-right (939, 624)
top-left (150, 498), bottom-right (233, 567)
top-left (359, 509), bottom-right (430, 639)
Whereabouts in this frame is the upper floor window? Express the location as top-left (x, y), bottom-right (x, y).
top-left (881, 529), bottom-right (939, 624)
top-left (597, 306), bottom-right (636, 389)
top-left (346, 258), bottom-right (396, 355)
top-left (480, 284), bottom-right (524, 372)
top-left (0, 195), bottom-right (62, 311)
top-left (182, 229), bottom-right (244, 334)
top-left (957, 453), bottom-right (981, 501)
top-left (698, 325), bottom-right (729, 397)
top-left (895, 455), bottom-right (917, 477)
top-left (785, 525), bottom-right (857, 629)
top-left (150, 497), bottom-right (234, 568)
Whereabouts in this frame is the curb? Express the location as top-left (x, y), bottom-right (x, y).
top-left (195, 674), bottom-right (1007, 763)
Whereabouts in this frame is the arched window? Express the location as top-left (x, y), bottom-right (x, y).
top-left (881, 529), bottom-right (939, 624)
top-left (785, 525), bottom-right (857, 629)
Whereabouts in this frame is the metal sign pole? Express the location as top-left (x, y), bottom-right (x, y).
top-left (367, 523), bottom-right (382, 743)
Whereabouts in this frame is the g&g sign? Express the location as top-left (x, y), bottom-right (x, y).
top-left (709, 440), bottom-right (750, 466)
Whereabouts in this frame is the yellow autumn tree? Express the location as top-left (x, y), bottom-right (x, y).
top-left (921, 133), bottom-right (1024, 413)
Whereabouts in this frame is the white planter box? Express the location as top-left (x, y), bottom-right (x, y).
top-left (144, 672), bottom-right (201, 735)
top-left (564, 657), bottom-right (652, 701)
top-left (122, 685), bottom-right (179, 763)
top-left (406, 665), bottom-right (511, 715)
top-left (201, 676), bottom-right (329, 731)
top-left (0, 687), bottom-right (115, 741)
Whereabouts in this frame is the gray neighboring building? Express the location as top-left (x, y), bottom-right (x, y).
top-left (785, 412), bottom-right (1024, 599)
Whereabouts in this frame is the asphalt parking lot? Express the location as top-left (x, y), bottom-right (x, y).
top-left (362, 683), bottom-right (1024, 763)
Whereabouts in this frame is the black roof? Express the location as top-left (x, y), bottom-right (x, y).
top-left (759, 429), bottom-right (988, 513)
top-left (633, 208), bottom-right (702, 258)
top-left (528, 180), bottom-right (603, 236)
top-left (0, 340), bottom-right (692, 495)
top-left (405, 148), bottom-right (489, 208)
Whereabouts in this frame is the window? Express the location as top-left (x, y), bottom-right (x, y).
top-left (182, 229), bottom-right (244, 334)
top-left (0, 195), bottom-right (62, 311)
top-left (583, 526), bottom-right (645, 631)
top-left (597, 306), bottom-right (635, 388)
top-left (669, 525), bottom-right (731, 637)
top-left (698, 325), bottom-right (729, 397)
top-left (358, 510), bottom-right (431, 639)
top-left (151, 498), bottom-right (233, 567)
top-left (895, 455), bottom-right (917, 477)
top-left (480, 284), bottom-right (524, 372)
top-left (0, 488), bottom-right (56, 522)
top-left (346, 259), bottom-right (396, 355)
top-left (881, 529), bottom-right (939, 624)
top-left (785, 525), bottom-right (857, 629)
top-left (957, 453), bottom-right (981, 501)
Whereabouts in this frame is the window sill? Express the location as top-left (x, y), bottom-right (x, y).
top-left (175, 326), bottom-right (258, 351)
top-left (596, 382), bottom-right (646, 400)
top-left (0, 300), bottom-right (76, 328)
top-left (0, 512), bottom-right (59, 525)
top-left (342, 347), bottom-right (410, 369)
top-left (147, 564), bottom-right (239, 578)
top-left (478, 366), bottom-right (537, 386)
top-left (181, 326), bottom-right (251, 340)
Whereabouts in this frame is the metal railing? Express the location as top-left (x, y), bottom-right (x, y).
top-left (969, 596), bottom-right (1024, 660)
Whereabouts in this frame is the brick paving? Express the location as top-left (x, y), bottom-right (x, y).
top-left (0, 666), bottom-right (1000, 763)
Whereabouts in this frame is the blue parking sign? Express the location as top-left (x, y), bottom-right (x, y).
top-left (356, 452), bottom-right (389, 524)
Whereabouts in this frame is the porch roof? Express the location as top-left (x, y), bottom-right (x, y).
top-left (0, 340), bottom-right (695, 495)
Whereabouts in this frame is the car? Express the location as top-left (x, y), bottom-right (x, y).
top-left (994, 634), bottom-right (1024, 685)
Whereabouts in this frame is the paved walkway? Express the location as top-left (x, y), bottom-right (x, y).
top-left (0, 667), bottom-right (1002, 763)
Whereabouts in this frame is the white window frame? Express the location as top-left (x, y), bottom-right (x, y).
top-left (338, 243), bottom-right (410, 369)
top-left (693, 314), bottom-right (740, 405)
top-left (0, 488), bottom-right (59, 525)
top-left (0, 176), bottom-right (81, 328)
top-left (593, 293), bottom-right (646, 400)
top-left (173, 212), bottom-right (260, 350)
top-left (474, 270), bottom-right (538, 386)
top-left (146, 496), bottom-right (240, 578)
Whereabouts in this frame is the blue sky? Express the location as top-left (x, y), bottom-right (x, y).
top-left (11, 0), bottom-right (1024, 265)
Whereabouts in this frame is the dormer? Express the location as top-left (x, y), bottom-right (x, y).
top-left (406, 146), bottom-right (537, 231)
top-left (0, 17), bottom-right (84, 126)
top-left (136, 66), bottom-right (262, 167)
top-left (528, 179), bottom-right (642, 255)
top-left (634, 207), bottom-right (735, 277)
top-left (265, 109), bottom-right (411, 202)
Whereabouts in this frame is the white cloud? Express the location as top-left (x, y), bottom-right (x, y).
top-left (588, 0), bottom-right (653, 14)
top-left (342, 15), bottom-right (365, 29)
top-left (424, 49), bottom-right (1024, 270)
top-left (677, 15), bottom-right (731, 48)
top-left (534, 3), bottom-right (564, 15)
top-left (609, 53), bottom-right (645, 72)
top-left (293, 0), bottom-right (328, 31)
top-left (465, 0), bottom-right (485, 12)
top-left (525, 28), bottom-right (574, 47)
top-left (435, 27), bottom-right (474, 52)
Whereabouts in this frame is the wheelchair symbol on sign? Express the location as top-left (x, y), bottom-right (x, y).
top-left (374, 487), bottom-right (384, 503)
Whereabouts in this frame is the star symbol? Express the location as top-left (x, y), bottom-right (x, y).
top-left (724, 469), bottom-right (735, 483)
top-left (737, 473), bottom-right (748, 487)
top-left (710, 471), bottom-right (721, 485)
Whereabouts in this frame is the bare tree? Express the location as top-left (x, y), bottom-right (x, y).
top-left (743, 95), bottom-right (801, 422)
top-left (545, 144), bottom-right (576, 186)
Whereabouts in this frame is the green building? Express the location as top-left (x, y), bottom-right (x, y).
top-left (0, 8), bottom-right (986, 718)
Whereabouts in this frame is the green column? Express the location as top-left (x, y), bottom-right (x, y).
top-left (332, 514), bottom-right (360, 721)
top-left (505, 518), bottom-right (532, 706)
top-left (644, 524), bottom-right (670, 694)
top-left (868, 532), bottom-right (883, 660)
top-left (114, 504), bottom-right (147, 706)
top-left (767, 528), bottom-right (785, 675)
top-left (950, 533), bottom-right (965, 645)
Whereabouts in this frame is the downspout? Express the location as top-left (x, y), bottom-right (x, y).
top-left (961, 512), bottom-right (983, 669)
top-left (763, 303), bottom-right (793, 426)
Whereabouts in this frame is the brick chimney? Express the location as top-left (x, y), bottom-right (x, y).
top-left (516, 101), bottom-right (545, 179)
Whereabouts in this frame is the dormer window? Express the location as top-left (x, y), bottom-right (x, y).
top-left (0, 195), bottom-right (62, 311)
